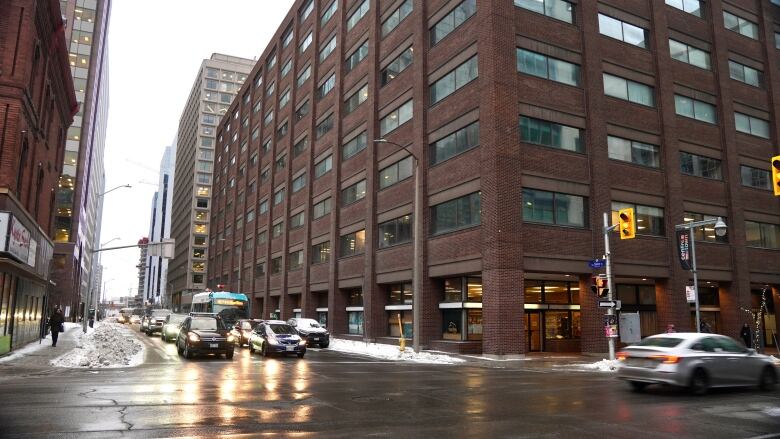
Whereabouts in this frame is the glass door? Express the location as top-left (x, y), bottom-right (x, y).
top-left (526, 311), bottom-right (542, 352)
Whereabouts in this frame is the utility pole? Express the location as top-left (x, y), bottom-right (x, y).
top-left (603, 212), bottom-right (616, 361)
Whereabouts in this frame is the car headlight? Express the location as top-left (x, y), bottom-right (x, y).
top-left (299, 339), bottom-right (307, 346)
top-left (188, 332), bottom-right (200, 342)
top-left (227, 335), bottom-right (236, 343)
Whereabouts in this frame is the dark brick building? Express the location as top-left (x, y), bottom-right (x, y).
top-left (208, 0), bottom-right (780, 356)
top-left (0, 0), bottom-right (77, 353)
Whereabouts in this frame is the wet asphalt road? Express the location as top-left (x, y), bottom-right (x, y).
top-left (0, 325), bottom-right (779, 438)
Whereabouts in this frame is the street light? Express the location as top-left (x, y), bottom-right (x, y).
top-left (374, 138), bottom-right (422, 353)
top-left (98, 184), bottom-right (132, 198)
top-left (675, 217), bottom-right (727, 333)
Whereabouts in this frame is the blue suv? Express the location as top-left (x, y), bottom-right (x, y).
top-left (248, 320), bottom-right (306, 358)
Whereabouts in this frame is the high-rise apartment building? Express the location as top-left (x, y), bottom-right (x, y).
top-left (0, 0), bottom-right (77, 353)
top-left (144, 144), bottom-right (175, 306)
top-left (208, 0), bottom-right (780, 356)
top-left (51, 0), bottom-right (111, 321)
top-left (137, 237), bottom-right (148, 302)
top-left (170, 54), bottom-right (255, 312)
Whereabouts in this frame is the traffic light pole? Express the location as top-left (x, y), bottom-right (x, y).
top-left (603, 212), bottom-right (617, 361)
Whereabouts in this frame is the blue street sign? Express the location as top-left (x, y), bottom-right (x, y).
top-left (589, 259), bottom-right (606, 269)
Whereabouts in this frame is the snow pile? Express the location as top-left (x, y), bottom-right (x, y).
top-left (51, 323), bottom-right (144, 368)
top-left (328, 338), bottom-right (464, 364)
top-left (0, 338), bottom-right (48, 363)
top-left (578, 359), bottom-right (621, 372)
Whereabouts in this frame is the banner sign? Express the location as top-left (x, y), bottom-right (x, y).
top-left (676, 229), bottom-right (692, 271)
top-left (8, 216), bottom-right (30, 264)
top-left (0, 213), bottom-right (9, 252)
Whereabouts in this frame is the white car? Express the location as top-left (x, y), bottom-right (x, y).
top-left (287, 318), bottom-right (329, 348)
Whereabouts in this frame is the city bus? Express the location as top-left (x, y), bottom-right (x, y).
top-left (190, 292), bottom-right (249, 327)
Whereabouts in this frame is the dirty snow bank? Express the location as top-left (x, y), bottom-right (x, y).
top-left (328, 338), bottom-right (464, 364)
top-left (51, 322), bottom-right (144, 368)
top-left (576, 359), bottom-right (621, 372)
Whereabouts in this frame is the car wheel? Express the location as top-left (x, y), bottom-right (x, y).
top-left (184, 343), bottom-right (193, 359)
top-left (297, 352), bottom-right (305, 359)
top-left (177, 341), bottom-right (183, 356)
top-left (249, 342), bottom-right (255, 354)
top-left (145, 331), bottom-right (151, 337)
top-left (226, 350), bottom-right (234, 360)
top-left (629, 381), bottom-right (648, 392)
top-left (320, 342), bottom-right (329, 349)
top-left (261, 342), bottom-right (270, 358)
top-left (759, 366), bottom-right (777, 391)
top-left (689, 368), bottom-right (709, 396)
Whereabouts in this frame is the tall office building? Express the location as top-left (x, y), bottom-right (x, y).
top-left (0, 0), bottom-right (77, 353)
top-left (208, 0), bottom-right (780, 356)
top-left (170, 54), bottom-right (255, 312)
top-left (144, 144), bottom-right (176, 306)
top-left (51, 0), bottom-right (112, 320)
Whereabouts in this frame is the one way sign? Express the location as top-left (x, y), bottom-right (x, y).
top-left (598, 300), bottom-right (622, 310)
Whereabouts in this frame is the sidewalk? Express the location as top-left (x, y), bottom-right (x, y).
top-left (0, 323), bottom-right (84, 369)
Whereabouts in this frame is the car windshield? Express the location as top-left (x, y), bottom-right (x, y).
top-left (240, 321), bottom-right (260, 330)
top-left (190, 317), bottom-right (224, 331)
top-left (637, 337), bottom-right (684, 348)
top-left (152, 310), bottom-right (170, 317)
top-left (299, 319), bottom-right (322, 328)
top-left (168, 315), bottom-right (185, 324)
top-left (268, 324), bottom-right (297, 335)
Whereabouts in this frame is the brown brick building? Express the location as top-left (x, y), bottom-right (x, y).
top-left (208, 0), bottom-right (780, 356)
top-left (0, 0), bottom-right (77, 353)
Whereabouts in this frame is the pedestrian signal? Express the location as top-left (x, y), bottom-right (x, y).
top-left (772, 155), bottom-right (780, 197)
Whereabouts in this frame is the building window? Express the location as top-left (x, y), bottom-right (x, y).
top-left (272, 222), bottom-right (284, 238)
top-left (296, 100), bottom-right (311, 121)
top-left (348, 308), bottom-right (364, 335)
top-left (669, 39), bottom-right (710, 70)
top-left (264, 110), bottom-right (274, 126)
top-left (614, 284), bottom-right (656, 337)
top-left (257, 230), bottom-right (267, 244)
top-left (431, 56), bottom-right (478, 105)
top-left (297, 65), bottom-right (312, 87)
top-left (612, 201), bottom-right (665, 236)
top-left (431, 121), bottom-right (479, 165)
top-left (380, 100), bottom-right (413, 136)
top-left (255, 262), bottom-right (265, 277)
top-left (312, 241), bottom-right (331, 264)
top-left (320, 35), bottom-right (337, 62)
top-left (279, 89), bottom-right (290, 108)
top-left (299, 31), bottom-right (313, 53)
top-left (603, 73), bottom-right (654, 107)
top-left (598, 14), bottom-right (648, 48)
top-left (683, 212), bottom-right (728, 243)
top-left (607, 135), bottom-right (660, 168)
top-left (430, 0), bottom-right (476, 45)
top-left (260, 167), bottom-right (270, 183)
top-left (246, 209), bottom-right (255, 223)
top-left (251, 127), bottom-right (260, 141)
top-left (259, 199), bottom-right (269, 214)
top-left (314, 155), bottom-right (333, 178)
top-left (382, 0), bottom-right (412, 37)
top-left (289, 250), bottom-right (304, 271)
top-left (275, 154), bottom-right (286, 171)
top-left (266, 81), bottom-right (275, 96)
top-left (317, 73), bottom-right (336, 99)
top-left (514, 0), bottom-right (574, 23)
top-left (523, 189), bottom-right (586, 228)
top-left (271, 256), bottom-right (282, 274)
top-left (340, 230), bottom-right (366, 256)
top-left (379, 156), bottom-right (413, 189)
top-left (342, 131), bottom-right (368, 160)
top-left (347, 0), bottom-right (370, 31)
top-left (665, 0), bottom-right (702, 17)
top-left (723, 11), bottom-right (758, 40)
top-left (381, 47), bottom-right (413, 86)
top-left (341, 180), bottom-right (367, 206)
top-left (378, 215), bottom-right (412, 248)
top-left (300, 0), bottom-right (313, 20)
top-left (253, 99), bottom-right (262, 114)
top-left (520, 116), bottom-right (582, 153)
top-left (345, 41), bottom-right (369, 72)
top-left (316, 114), bottom-right (334, 138)
top-left (431, 192), bottom-right (481, 235)
top-left (281, 25), bottom-right (293, 48)
top-left (292, 173), bottom-right (307, 193)
top-left (674, 95), bottom-right (716, 124)
top-left (745, 221), bottom-right (780, 249)
top-left (344, 85), bottom-right (368, 114)
top-left (321, 0), bottom-right (338, 26)
top-left (263, 139), bottom-right (272, 154)
top-left (293, 137), bottom-right (308, 158)
top-left (517, 48), bottom-right (580, 86)
top-left (734, 112), bottom-right (769, 139)
top-left (313, 198), bottom-right (332, 219)
top-left (273, 187), bottom-right (286, 205)
top-left (196, 198), bottom-right (209, 208)
top-left (729, 60), bottom-right (762, 87)
top-left (740, 165), bottom-right (772, 190)
top-left (680, 152), bottom-right (722, 180)
top-left (776, 32), bottom-right (780, 49)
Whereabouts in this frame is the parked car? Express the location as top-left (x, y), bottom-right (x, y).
top-left (161, 313), bottom-right (187, 342)
top-left (141, 309), bottom-right (171, 335)
top-left (176, 313), bottom-right (235, 359)
top-left (230, 319), bottom-right (264, 347)
top-left (287, 317), bottom-right (330, 348)
top-left (617, 332), bottom-right (779, 395)
top-left (248, 320), bottom-right (306, 358)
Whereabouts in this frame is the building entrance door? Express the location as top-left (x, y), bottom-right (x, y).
top-left (526, 311), bottom-right (542, 352)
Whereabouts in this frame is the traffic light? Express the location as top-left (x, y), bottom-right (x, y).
top-left (618, 208), bottom-right (636, 240)
top-left (772, 155), bottom-right (780, 196)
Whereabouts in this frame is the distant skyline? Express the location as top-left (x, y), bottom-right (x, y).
top-left (100, 1), bottom-right (294, 300)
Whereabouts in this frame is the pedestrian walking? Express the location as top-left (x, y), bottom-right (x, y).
top-left (666, 323), bottom-right (676, 333)
top-left (48, 306), bottom-right (65, 347)
top-left (740, 323), bottom-right (753, 348)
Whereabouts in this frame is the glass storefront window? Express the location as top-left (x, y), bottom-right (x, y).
top-left (467, 309), bottom-right (482, 340)
top-left (388, 311), bottom-right (413, 338)
top-left (524, 280), bottom-right (577, 304)
top-left (698, 286), bottom-right (719, 305)
top-left (545, 311), bottom-right (580, 339)
top-left (347, 289), bottom-right (363, 306)
top-left (544, 281), bottom-right (569, 304)
top-left (617, 284), bottom-right (638, 305)
top-left (638, 285), bottom-right (656, 305)
top-left (443, 278), bottom-right (463, 302)
top-left (466, 277), bottom-right (482, 302)
top-left (388, 283), bottom-right (412, 305)
top-left (348, 311), bottom-right (364, 335)
top-left (317, 312), bottom-right (328, 328)
top-left (524, 280), bottom-right (542, 303)
top-left (442, 309), bottom-right (462, 340)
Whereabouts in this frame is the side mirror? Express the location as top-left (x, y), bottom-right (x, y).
top-left (747, 348), bottom-right (757, 355)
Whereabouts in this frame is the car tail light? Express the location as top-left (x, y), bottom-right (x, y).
top-left (616, 351), bottom-right (628, 361)
top-left (649, 354), bottom-right (680, 364)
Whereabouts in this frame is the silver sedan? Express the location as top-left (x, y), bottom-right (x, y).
top-left (617, 332), bottom-right (779, 395)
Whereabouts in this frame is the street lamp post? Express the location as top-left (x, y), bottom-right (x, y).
top-left (374, 139), bottom-right (422, 353)
top-left (100, 278), bottom-right (115, 320)
top-left (675, 217), bottom-right (728, 333)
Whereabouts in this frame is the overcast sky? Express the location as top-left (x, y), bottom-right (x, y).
top-left (100, 1), bottom-right (294, 300)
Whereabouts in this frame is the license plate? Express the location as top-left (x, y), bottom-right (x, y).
top-left (313, 337), bottom-right (320, 341)
top-left (285, 345), bottom-right (294, 351)
top-left (209, 343), bottom-right (218, 348)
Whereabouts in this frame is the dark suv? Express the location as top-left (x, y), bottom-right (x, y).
top-left (176, 313), bottom-right (236, 359)
top-left (142, 309), bottom-right (171, 335)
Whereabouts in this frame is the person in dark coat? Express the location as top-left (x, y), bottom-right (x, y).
top-left (48, 306), bottom-right (65, 347)
top-left (740, 323), bottom-right (753, 348)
